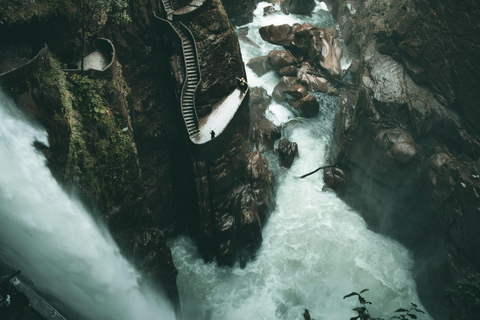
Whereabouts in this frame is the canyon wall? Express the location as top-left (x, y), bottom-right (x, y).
top-left (325, 0), bottom-right (480, 318)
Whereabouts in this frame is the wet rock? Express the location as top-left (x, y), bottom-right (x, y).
top-left (297, 61), bottom-right (330, 92)
top-left (237, 186), bottom-right (262, 253)
top-left (253, 118), bottom-right (281, 152)
top-left (245, 151), bottom-right (275, 222)
top-left (278, 138), bottom-right (298, 168)
top-left (191, 0), bottom-right (247, 111)
top-left (288, 94), bottom-right (319, 118)
top-left (284, 83), bottom-right (309, 100)
top-left (259, 24), bottom-right (296, 47)
top-left (263, 5), bottom-right (279, 16)
top-left (272, 76), bottom-right (299, 102)
top-left (250, 86), bottom-right (272, 124)
top-left (260, 23), bottom-right (343, 76)
top-left (279, 65), bottom-right (299, 76)
top-left (267, 49), bottom-right (297, 70)
top-left (323, 166), bottom-right (346, 191)
top-left (221, 0), bottom-right (257, 25)
top-left (247, 56), bottom-right (271, 77)
top-left (375, 129), bottom-right (418, 164)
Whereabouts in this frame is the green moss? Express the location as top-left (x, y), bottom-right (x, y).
top-left (33, 56), bottom-right (141, 217)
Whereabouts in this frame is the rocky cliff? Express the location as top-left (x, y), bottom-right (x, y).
top-left (0, 0), bottom-right (277, 313)
top-left (324, 0), bottom-right (480, 318)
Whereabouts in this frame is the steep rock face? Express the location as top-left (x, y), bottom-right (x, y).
top-left (1, 0), bottom-right (187, 311)
top-left (188, 0), bottom-right (247, 114)
top-left (221, 0), bottom-right (258, 25)
top-left (327, 0), bottom-right (480, 317)
top-left (165, 0), bottom-right (276, 266)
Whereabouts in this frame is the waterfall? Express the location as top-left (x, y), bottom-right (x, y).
top-left (168, 2), bottom-right (432, 320)
top-left (0, 91), bottom-right (175, 320)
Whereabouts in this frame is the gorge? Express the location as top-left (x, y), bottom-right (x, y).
top-left (0, 0), bottom-right (479, 320)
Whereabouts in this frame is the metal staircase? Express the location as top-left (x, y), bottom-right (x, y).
top-left (158, 0), bottom-right (201, 139)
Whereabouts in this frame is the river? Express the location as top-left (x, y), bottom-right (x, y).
top-left (168, 2), bottom-right (432, 320)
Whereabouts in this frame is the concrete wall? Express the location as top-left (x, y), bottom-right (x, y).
top-left (0, 44), bottom-right (49, 88)
top-left (62, 38), bottom-right (116, 78)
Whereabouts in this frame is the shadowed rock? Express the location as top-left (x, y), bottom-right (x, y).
top-left (278, 138), bottom-right (298, 168)
top-left (267, 50), bottom-right (297, 70)
top-left (247, 56), bottom-right (271, 76)
top-left (254, 118), bottom-right (281, 152)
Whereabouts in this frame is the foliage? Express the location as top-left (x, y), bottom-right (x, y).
top-left (67, 74), bottom-right (108, 120)
top-left (446, 274), bottom-right (480, 320)
top-left (342, 289), bottom-right (426, 320)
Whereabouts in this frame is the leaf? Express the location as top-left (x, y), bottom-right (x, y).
top-left (350, 317), bottom-right (359, 320)
top-left (406, 314), bottom-right (417, 319)
top-left (414, 308), bottom-right (425, 314)
top-left (353, 307), bottom-right (366, 313)
top-left (394, 308), bottom-right (408, 313)
top-left (410, 303), bottom-right (418, 308)
top-left (359, 296), bottom-right (366, 304)
top-left (360, 289), bottom-right (370, 294)
top-left (344, 292), bottom-right (359, 299)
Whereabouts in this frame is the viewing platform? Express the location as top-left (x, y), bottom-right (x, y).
top-left (157, 0), bottom-right (249, 162)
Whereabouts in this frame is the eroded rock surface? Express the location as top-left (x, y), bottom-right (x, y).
top-left (327, 0), bottom-right (480, 317)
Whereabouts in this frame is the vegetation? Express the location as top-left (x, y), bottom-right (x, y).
top-left (343, 289), bottom-right (426, 320)
top-left (303, 289), bottom-right (426, 320)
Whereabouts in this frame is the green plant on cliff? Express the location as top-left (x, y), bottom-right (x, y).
top-left (342, 289), bottom-right (426, 320)
top-left (67, 74), bottom-right (108, 120)
top-left (446, 274), bottom-right (480, 320)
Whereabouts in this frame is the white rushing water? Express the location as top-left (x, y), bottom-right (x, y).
top-left (0, 91), bottom-right (175, 320)
top-left (169, 2), bottom-right (432, 320)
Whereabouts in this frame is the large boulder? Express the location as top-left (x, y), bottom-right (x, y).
top-left (297, 61), bottom-right (330, 92)
top-left (289, 94), bottom-right (319, 118)
top-left (280, 0), bottom-right (316, 15)
top-left (247, 56), bottom-right (271, 77)
top-left (259, 24), bottom-right (296, 47)
top-left (278, 138), bottom-right (298, 168)
top-left (260, 23), bottom-right (343, 76)
top-left (253, 118), bottom-right (281, 152)
top-left (267, 50), bottom-right (297, 70)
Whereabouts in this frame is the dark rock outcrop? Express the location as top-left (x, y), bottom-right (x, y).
top-left (278, 138), bottom-right (298, 168)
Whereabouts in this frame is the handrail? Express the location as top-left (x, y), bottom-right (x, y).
top-left (155, 1), bottom-right (202, 140)
top-left (11, 277), bottom-right (67, 320)
top-left (0, 43), bottom-right (49, 88)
